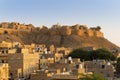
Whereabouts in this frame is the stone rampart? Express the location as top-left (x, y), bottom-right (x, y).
top-left (0, 22), bottom-right (104, 38)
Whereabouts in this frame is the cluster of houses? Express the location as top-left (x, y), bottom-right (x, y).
top-left (0, 41), bottom-right (119, 80)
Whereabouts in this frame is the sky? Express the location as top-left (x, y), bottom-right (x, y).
top-left (0, 0), bottom-right (120, 46)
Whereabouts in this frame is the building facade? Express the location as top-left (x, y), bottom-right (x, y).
top-left (0, 63), bottom-right (9, 80)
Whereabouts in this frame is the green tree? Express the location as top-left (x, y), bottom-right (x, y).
top-left (79, 73), bottom-right (108, 80)
top-left (68, 49), bottom-right (90, 61)
top-left (116, 57), bottom-right (120, 75)
top-left (117, 57), bottom-right (120, 62)
top-left (90, 49), bottom-right (115, 60)
top-left (68, 48), bottom-right (115, 61)
top-left (96, 26), bottom-right (101, 31)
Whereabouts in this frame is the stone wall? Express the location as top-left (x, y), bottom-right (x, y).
top-left (48, 24), bottom-right (104, 38)
top-left (94, 30), bottom-right (104, 37)
top-left (60, 26), bottom-right (71, 36)
top-left (8, 53), bottom-right (39, 80)
top-left (0, 63), bottom-right (9, 80)
top-left (8, 54), bottom-right (23, 80)
top-left (0, 22), bottom-right (104, 38)
top-left (87, 29), bottom-right (94, 37)
top-left (0, 22), bottom-right (34, 34)
top-left (0, 28), bottom-right (17, 34)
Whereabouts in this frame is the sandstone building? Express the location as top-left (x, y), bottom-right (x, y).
top-left (0, 63), bottom-right (9, 80)
top-left (8, 53), bottom-right (39, 80)
top-left (0, 41), bottom-right (72, 80)
top-left (0, 41), bottom-right (39, 80)
top-left (30, 58), bottom-right (85, 80)
top-left (84, 60), bottom-right (115, 78)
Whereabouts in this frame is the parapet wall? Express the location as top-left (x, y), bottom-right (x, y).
top-left (0, 22), bottom-right (104, 38)
top-left (47, 24), bottom-right (104, 38)
top-left (0, 22), bottom-right (34, 34)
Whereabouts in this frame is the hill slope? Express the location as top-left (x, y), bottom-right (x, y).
top-left (0, 22), bottom-right (119, 51)
top-left (0, 32), bottom-right (119, 51)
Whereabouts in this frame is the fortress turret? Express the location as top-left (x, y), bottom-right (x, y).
top-left (60, 26), bottom-right (72, 36)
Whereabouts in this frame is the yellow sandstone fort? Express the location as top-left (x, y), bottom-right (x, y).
top-left (49, 24), bottom-right (104, 37)
top-left (0, 22), bottom-right (104, 38)
top-left (0, 22), bottom-right (34, 34)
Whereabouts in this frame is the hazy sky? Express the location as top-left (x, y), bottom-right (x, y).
top-left (0, 0), bottom-right (120, 46)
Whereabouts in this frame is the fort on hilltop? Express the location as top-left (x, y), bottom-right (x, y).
top-left (0, 22), bottom-right (119, 52)
top-left (0, 22), bottom-right (104, 38)
top-left (0, 22), bottom-right (34, 34)
top-left (47, 24), bottom-right (104, 37)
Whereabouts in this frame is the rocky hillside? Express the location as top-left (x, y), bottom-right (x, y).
top-left (0, 22), bottom-right (119, 51)
top-left (18, 32), bottom-right (120, 50)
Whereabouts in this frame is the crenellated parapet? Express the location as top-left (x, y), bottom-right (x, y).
top-left (0, 22), bottom-right (104, 38)
top-left (0, 22), bottom-right (35, 34)
top-left (48, 24), bottom-right (104, 38)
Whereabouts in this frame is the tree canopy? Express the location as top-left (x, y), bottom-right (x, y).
top-left (68, 48), bottom-right (115, 61)
top-left (115, 57), bottom-right (120, 76)
top-left (96, 26), bottom-right (101, 31)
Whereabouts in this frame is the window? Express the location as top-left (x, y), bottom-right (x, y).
top-left (101, 65), bottom-right (105, 69)
top-left (2, 50), bottom-right (4, 54)
top-left (4, 30), bottom-right (8, 34)
top-left (2, 60), bottom-right (4, 63)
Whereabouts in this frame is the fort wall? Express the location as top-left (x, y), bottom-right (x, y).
top-left (0, 22), bottom-right (104, 38)
top-left (0, 22), bottom-right (34, 34)
top-left (48, 24), bottom-right (104, 37)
